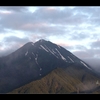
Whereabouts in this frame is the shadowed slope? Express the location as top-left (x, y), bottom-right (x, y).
top-left (9, 64), bottom-right (100, 94)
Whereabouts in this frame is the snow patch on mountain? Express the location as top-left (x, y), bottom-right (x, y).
top-left (32, 43), bottom-right (34, 46)
top-left (52, 49), bottom-right (57, 54)
top-left (25, 51), bottom-right (28, 56)
top-left (40, 68), bottom-right (42, 71)
top-left (44, 45), bottom-right (59, 58)
top-left (39, 74), bottom-right (42, 76)
top-left (35, 54), bottom-right (39, 65)
top-left (40, 45), bottom-right (49, 52)
top-left (55, 48), bottom-right (67, 61)
top-left (68, 56), bottom-right (74, 63)
top-left (80, 61), bottom-right (92, 70)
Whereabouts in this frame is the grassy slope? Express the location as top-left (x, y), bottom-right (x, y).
top-left (8, 65), bottom-right (100, 94)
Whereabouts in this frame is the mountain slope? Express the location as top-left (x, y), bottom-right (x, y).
top-left (0, 39), bottom-right (99, 93)
top-left (9, 66), bottom-right (100, 94)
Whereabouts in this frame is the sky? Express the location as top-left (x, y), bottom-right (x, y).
top-left (0, 6), bottom-right (100, 68)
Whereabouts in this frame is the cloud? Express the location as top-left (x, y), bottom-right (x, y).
top-left (3, 36), bottom-right (29, 43)
top-left (0, 48), bottom-right (15, 57)
top-left (82, 58), bottom-right (100, 73)
top-left (0, 12), bottom-right (31, 31)
top-left (73, 50), bottom-right (93, 59)
top-left (73, 7), bottom-right (100, 27)
top-left (73, 48), bottom-right (100, 59)
top-left (0, 36), bottom-right (30, 57)
top-left (0, 7), bottom-right (68, 36)
top-left (0, 6), bottom-right (99, 39)
top-left (35, 7), bottom-right (89, 26)
top-left (33, 7), bottom-right (70, 22)
top-left (90, 40), bottom-right (100, 48)
top-left (69, 32), bottom-right (89, 40)
top-left (0, 7), bottom-right (89, 30)
top-left (0, 25), bottom-right (6, 33)
top-left (0, 6), bottom-right (99, 31)
top-left (55, 42), bottom-right (73, 50)
top-left (90, 33), bottom-right (100, 40)
top-left (0, 6), bottom-right (100, 60)
top-left (0, 6), bottom-right (28, 12)
top-left (74, 45), bottom-right (87, 50)
top-left (0, 43), bottom-right (23, 57)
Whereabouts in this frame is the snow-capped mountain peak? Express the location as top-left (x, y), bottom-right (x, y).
top-left (22, 39), bottom-right (92, 72)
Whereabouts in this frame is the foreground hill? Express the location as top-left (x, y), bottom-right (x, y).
top-left (9, 65), bottom-right (100, 94)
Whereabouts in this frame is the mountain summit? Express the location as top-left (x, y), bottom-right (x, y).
top-left (0, 39), bottom-right (100, 93)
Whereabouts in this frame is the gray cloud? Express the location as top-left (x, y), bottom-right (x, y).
top-left (0, 7), bottom-right (90, 34)
top-left (0, 12), bottom-right (31, 31)
top-left (89, 33), bottom-right (100, 41)
top-left (73, 50), bottom-right (93, 59)
top-left (65, 46), bottom-right (74, 50)
top-left (0, 43), bottom-right (22, 57)
top-left (74, 45), bottom-right (87, 50)
top-left (0, 43), bottom-right (3, 47)
top-left (73, 7), bottom-right (100, 27)
top-left (0, 6), bottom-right (99, 40)
top-left (3, 36), bottom-right (30, 44)
top-left (74, 7), bottom-right (94, 13)
top-left (69, 32), bottom-right (89, 40)
top-left (0, 7), bottom-right (99, 28)
top-left (0, 36), bottom-right (30, 57)
top-left (91, 40), bottom-right (100, 48)
top-left (56, 42), bottom-right (74, 50)
top-left (0, 11), bottom-right (68, 37)
top-left (82, 58), bottom-right (100, 73)
top-left (0, 6), bottom-right (28, 12)
top-left (33, 7), bottom-right (74, 24)
top-left (73, 48), bottom-right (100, 59)
top-left (0, 26), bottom-right (5, 33)
top-left (0, 48), bottom-right (15, 57)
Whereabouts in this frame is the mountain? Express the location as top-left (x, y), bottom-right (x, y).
top-left (0, 39), bottom-right (100, 93)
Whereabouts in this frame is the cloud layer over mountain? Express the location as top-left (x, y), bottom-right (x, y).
top-left (0, 6), bottom-right (100, 68)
